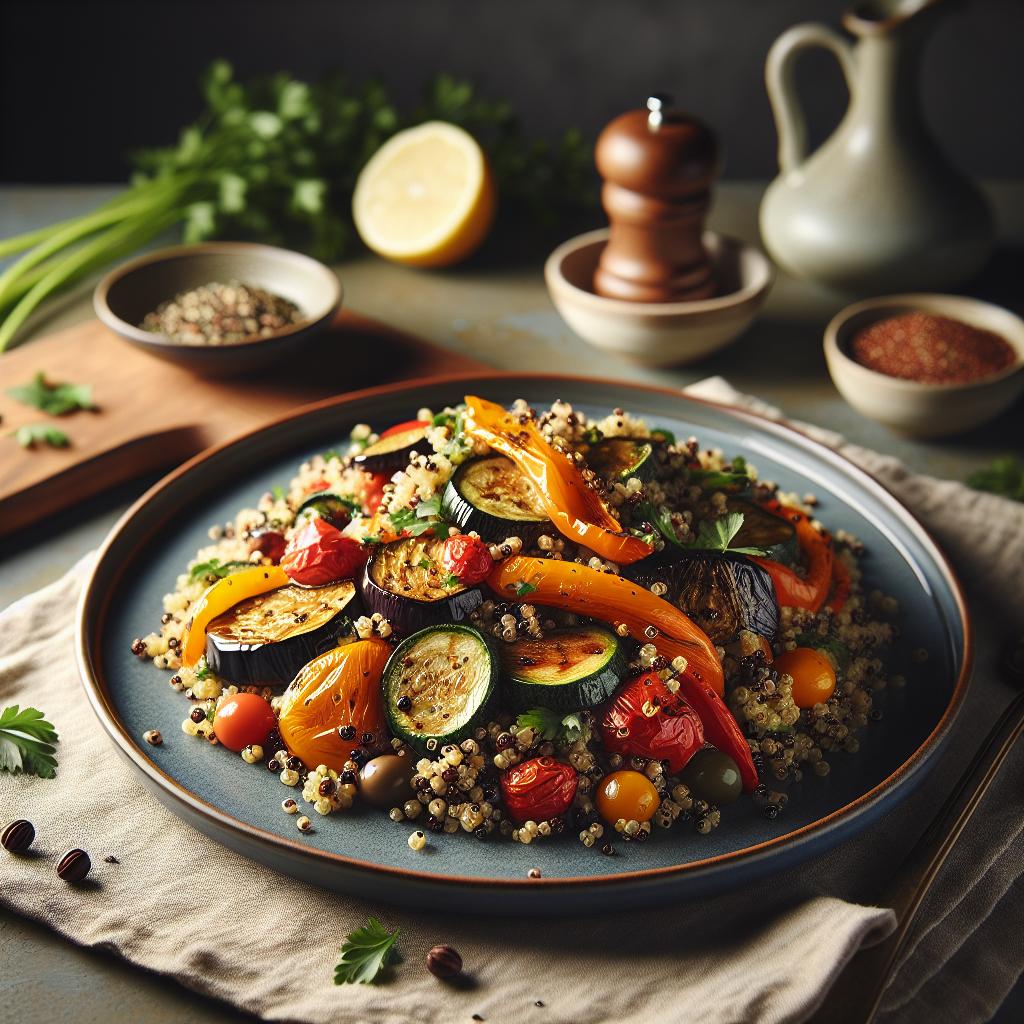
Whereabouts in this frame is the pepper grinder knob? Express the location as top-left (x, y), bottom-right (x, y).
top-left (594, 95), bottom-right (719, 303)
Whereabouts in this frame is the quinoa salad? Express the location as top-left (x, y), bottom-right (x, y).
top-left (133, 395), bottom-right (902, 855)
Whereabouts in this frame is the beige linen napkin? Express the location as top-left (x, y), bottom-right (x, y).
top-left (2, 379), bottom-right (1021, 1024)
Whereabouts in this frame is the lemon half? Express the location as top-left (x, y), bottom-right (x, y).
top-left (353, 121), bottom-right (496, 268)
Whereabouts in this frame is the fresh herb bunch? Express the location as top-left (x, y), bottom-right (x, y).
top-left (0, 61), bottom-right (595, 352)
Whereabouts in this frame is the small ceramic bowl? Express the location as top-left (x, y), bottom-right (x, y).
top-left (824, 293), bottom-right (1024, 438)
top-left (544, 229), bottom-right (774, 366)
top-left (94, 242), bottom-right (343, 377)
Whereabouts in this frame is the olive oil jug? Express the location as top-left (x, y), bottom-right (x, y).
top-left (760, 0), bottom-right (993, 291)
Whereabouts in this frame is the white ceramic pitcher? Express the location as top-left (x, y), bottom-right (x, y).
top-left (760, 0), bottom-right (993, 292)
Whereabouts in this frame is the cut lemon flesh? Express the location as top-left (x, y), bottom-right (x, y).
top-left (353, 121), bottom-right (496, 267)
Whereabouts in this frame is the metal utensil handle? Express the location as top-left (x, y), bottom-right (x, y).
top-left (815, 689), bottom-right (1024, 1024)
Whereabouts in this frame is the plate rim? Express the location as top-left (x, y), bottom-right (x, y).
top-left (76, 370), bottom-right (973, 892)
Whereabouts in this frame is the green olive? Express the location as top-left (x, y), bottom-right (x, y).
top-left (682, 748), bottom-right (742, 805)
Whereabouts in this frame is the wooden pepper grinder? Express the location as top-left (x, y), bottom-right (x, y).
top-left (594, 95), bottom-right (718, 303)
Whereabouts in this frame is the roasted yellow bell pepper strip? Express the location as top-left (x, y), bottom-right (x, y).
top-left (181, 565), bottom-right (290, 668)
top-left (488, 555), bottom-right (724, 697)
top-left (463, 395), bottom-right (653, 566)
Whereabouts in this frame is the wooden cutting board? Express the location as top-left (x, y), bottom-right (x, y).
top-left (0, 310), bottom-right (487, 538)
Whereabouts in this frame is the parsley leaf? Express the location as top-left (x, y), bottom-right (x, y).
top-left (13, 423), bottom-right (70, 449)
top-left (390, 494), bottom-right (444, 537)
top-left (194, 660), bottom-right (213, 682)
top-left (516, 708), bottom-right (591, 746)
top-left (442, 572), bottom-right (462, 589)
top-left (189, 558), bottom-right (249, 583)
top-left (417, 558), bottom-right (433, 571)
top-left (333, 917), bottom-right (400, 985)
top-left (687, 466), bottom-right (751, 491)
top-left (271, 485), bottom-right (285, 502)
top-left (689, 512), bottom-right (767, 557)
top-left (0, 705), bottom-right (59, 778)
top-left (967, 456), bottom-right (1024, 502)
top-left (513, 580), bottom-right (538, 597)
top-left (7, 372), bottom-right (96, 416)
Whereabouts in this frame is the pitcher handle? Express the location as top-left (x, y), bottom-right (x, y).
top-left (765, 22), bottom-right (856, 175)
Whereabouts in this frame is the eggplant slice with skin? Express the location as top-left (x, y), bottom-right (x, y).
top-left (637, 552), bottom-right (779, 646)
top-left (205, 580), bottom-right (361, 686)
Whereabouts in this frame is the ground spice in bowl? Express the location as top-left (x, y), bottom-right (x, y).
top-left (140, 281), bottom-right (305, 345)
top-left (850, 311), bottom-right (1017, 384)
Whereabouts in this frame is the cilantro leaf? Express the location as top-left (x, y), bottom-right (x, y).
top-left (7, 372), bottom-right (96, 416)
top-left (0, 705), bottom-right (59, 778)
top-left (689, 513), bottom-right (767, 557)
top-left (12, 423), bottom-right (70, 449)
top-left (333, 918), bottom-right (400, 985)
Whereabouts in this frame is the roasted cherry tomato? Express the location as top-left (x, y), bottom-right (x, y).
top-left (600, 671), bottom-right (704, 772)
top-left (281, 516), bottom-right (369, 587)
top-left (775, 647), bottom-right (837, 708)
top-left (595, 770), bottom-right (660, 824)
top-left (247, 527), bottom-right (287, 563)
top-left (442, 534), bottom-right (494, 585)
top-left (500, 756), bottom-right (578, 823)
top-left (380, 419), bottom-right (429, 439)
top-left (213, 692), bottom-right (277, 752)
top-left (362, 472), bottom-right (389, 515)
top-left (307, 479), bottom-right (331, 493)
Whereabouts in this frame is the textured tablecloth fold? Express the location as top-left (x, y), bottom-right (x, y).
top-left (2, 378), bottom-right (1021, 1024)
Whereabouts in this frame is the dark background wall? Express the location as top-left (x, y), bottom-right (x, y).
top-left (2, 0), bottom-right (1021, 184)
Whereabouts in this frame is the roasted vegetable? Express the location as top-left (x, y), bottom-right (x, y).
top-left (354, 422), bottom-right (431, 473)
top-left (728, 499), bottom-right (798, 565)
top-left (281, 517), bottom-right (370, 587)
top-left (500, 756), bottom-right (578, 823)
top-left (582, 437), bottom-right (655, 482)
top-left (636, 552), bottom-right (779, 646)
top-left (748, 501), bottom-right (834, 613)
top-left (462, 395), bottom-right (652, 565)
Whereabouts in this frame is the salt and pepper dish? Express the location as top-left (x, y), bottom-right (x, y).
top-left (595, 95), bottom-right (718, 303)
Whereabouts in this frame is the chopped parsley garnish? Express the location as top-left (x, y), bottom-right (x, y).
top-left (333, 917), bottom-right (400, 985)
top-left (195, 660), bottom-right (213, 682)
top-left (416, 558), bottom-right (433, 571)
top-left (361, 534), bottom-right (381, 545)
top-left (513, 580), bottom-right (538, 597)
top-left (0, 705), bottom-right (59, 778)
top-left (189, 558), bottom-right (248, 583)
top-left (516, 708), bottom-right (590, 746)
top-left (390, 494), bottom-right (443, 537)
top-left (686, 466), bottom-right (751, 490)
top-left (7, 372), bottom-right (96, 415)
top-left (442, 572), bottom-right (462, 589)
top-left (12, 423), bottom-right (70, 449)
top-left (689, 512), bottom-right (766, 557)
top-left (271, 485), bottom-right (286, 502)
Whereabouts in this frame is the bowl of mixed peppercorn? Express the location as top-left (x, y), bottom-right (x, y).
top-left (94, 242), bottom-right (343, 377)
top-left (824, 293), bottom-right (1024, 438)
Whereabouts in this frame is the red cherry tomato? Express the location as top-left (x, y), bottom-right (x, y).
top-left (213, 693), bottom-right (277, 752)
top-left (442, 534), bottom-right (494, 585)
top-left (307, 479), bottom-right (330, 493)
top-left (362, 472), bottom-right (389, 515)
top-left (247, 528), bottom-right (287, 563)
top-left (281, 517), bottom-right (369, 586)
top-left (600, 670), bottom-right (704, 773)
top-left (500, 756), bottom-right (578, 823)
top-left (380, 419), bottom-right (429, 439)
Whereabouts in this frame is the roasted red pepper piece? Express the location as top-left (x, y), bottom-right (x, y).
top-left (600, 671), bottom-right (704, 773)
top-left (500, 756), bottom-right (578, 823)
top-left (380, 418), bottom-right (429, 438)
top-left (749, 500), bottom-right (834, 614)
top-left (281, 517), bottom-right (370, 586)
top-left (442, 534), bottom-right (494, 585)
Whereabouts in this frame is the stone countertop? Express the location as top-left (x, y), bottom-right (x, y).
top-left (1, 182), bottom-right (1022, 1023)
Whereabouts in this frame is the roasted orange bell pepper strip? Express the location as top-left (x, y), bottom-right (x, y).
top-left (749, 501), bottom-right (834, 614)
top-left (463, 395), bottom-right (653, 566)
top-left (489, 556), bottom-right (760, 790)
top-left (181, 565), bottom-right (290, 668)
top-left (827, 553), bottom-right (851, 613)
top-left (489, 555), bottom-right (724, 696)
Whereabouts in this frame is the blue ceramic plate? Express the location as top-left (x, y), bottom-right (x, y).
top-left (77, 374), bottom-right (971, 915)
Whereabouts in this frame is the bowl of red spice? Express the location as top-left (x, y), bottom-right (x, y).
top-left (824, 294), bottom-right (1024, 438)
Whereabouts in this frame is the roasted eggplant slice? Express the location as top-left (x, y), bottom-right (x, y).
top-left (440, 455), bottom-right (549, 544)
top-left (296, 492), bottom-right (358, 529)
top-left (361, 536), bottom-right (484, 636)
top-left (500, 625), bottom-right (625, 712)
top-left (353, 424), bottom-right (431, 473)
top-left (204, 580), bottom-right (361, 686)
top-left (582, 438), bottom-right (655, 482)
top-left (637, 553), bottom-right (779, 645)
top-left (728, 499), bottom-right (798, 565)
top-left (382, 624), bottom-right (498, 751)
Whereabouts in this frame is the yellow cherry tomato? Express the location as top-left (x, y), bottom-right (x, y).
top-left (775, 646), bottom-right (837, 708)
top-left (181, 565), bottom-right (290, 668)
top-left (595, 770), bottom-right (660, 825)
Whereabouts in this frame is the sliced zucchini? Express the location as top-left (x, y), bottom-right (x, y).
top-left (500, 625), bottom-right (625, 712)
top-left (441, 455), bottom-right (549, 543)
top-left (582, 438), bottom-right (655, 482)
top-left (382, 624), bottom-right (498, 751)
top-left (354, 424), bottom-right (430, 473)
top-left (361, 536), bottom-right (484, 636)
top-left (296, 492), bottom-right (358, 528)
top-left (205, 580), bottom-right (360, 686)
top-left (728, 499), bottom-right (799, 565)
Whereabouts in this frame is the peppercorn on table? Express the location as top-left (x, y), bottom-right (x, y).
top-left (2, 182), bottom-right (1023, 1024)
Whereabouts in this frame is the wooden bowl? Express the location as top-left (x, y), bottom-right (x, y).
top-left (94, 242), bottom-right (343, 377)
top-left (824, 294), bottom-right (1024, 438)
top-left (545, 229), bottom-right (774, 366)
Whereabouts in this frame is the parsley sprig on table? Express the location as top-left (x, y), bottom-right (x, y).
top-left (0, 62), bottom-right (594, 351)
top-left (7, 372), bottom-right (96, 415)
top-left (11, 423), bottom-right (70, 449)
top-left (0, 705), bottom-right (59, 778)
top-left (333, 918), bottom-right (400, 985)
